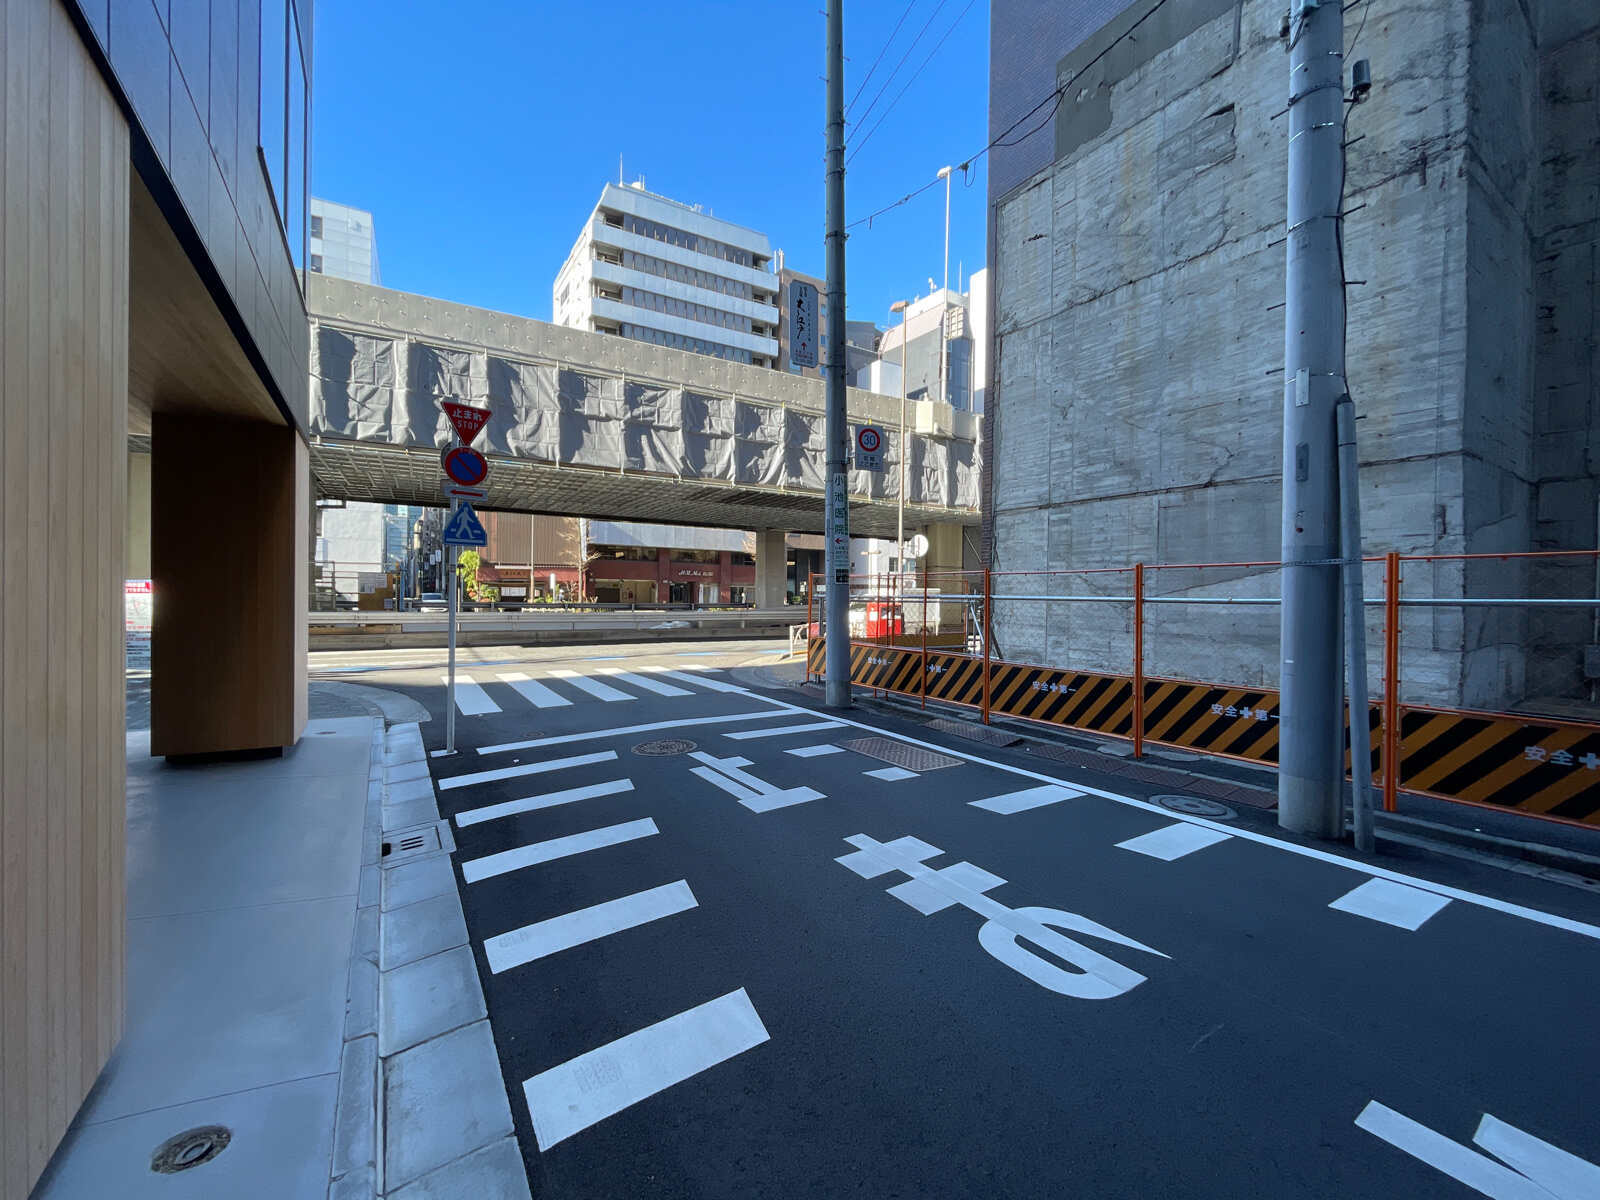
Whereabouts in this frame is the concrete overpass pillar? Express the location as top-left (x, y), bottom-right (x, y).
top-left (921, 522), bottom-right (969, 577)
top-left (150, 415), bottom-right (308, 757)
top-left (756, 530), bottom-right (788, 609)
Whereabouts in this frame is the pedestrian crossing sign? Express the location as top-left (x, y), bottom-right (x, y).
top-left (442, 501), bottom-right (488, 547)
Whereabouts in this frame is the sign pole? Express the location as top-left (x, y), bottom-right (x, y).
top-left (445, 500), bottom-right (459, 755)
top-left (823, 0), bottom-right (850, 708)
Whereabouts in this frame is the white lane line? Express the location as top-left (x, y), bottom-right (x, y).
top-left (495, 672), bottom-right (571, 709)
top-left (477, 710), bottom-right (788, 756)
top-left (1475, 1112), bottom-right (1600, 1197)
top-left (522, 987), bottom-right (770, 1151)
top-left (865, 766), bottom-right (918, 782)
top-left (596, 669), bottom-right (692, 697)
top-left (645, 667), bottom-right (748, 694)
top-left (969, 783), bottom-right (1082, 815)
top-left (438, 750), bottom-right (617, 792)
top-left (454, 779), bottom-right (635, 828)
top-left (1329, 878), bottom-right (1452, 931)
top-left (549, 669), bottom-right (635, 703)
top-left (442, 674), bottom-right (501, 715)
top-left (786, 744), bottom-right (843, 758)
top-left (1356, 1101), bottom-right (1568, 1199)
top-left (723, 720), bottom-right (844, 741)
top-left (484, 880), bottom-right (697, 974)
top-left (1116, 823), bottom-right (1233, 862)
top-left (752, 695), bottom-right (1600, 943)
top-left (461, 818), bottom-right (658, 882)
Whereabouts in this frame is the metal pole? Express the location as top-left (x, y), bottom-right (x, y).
top-left (445, 500), bottom-right (460, 755)
top-left (1383, 550), bottom-right (1400, 813)
top-left (981, 567), bottom-right (993, 724)
top-left (1277, 0), bottom-right (1346, 839)
top-left (1133, 562), bottom-right (1145, 760)
top-left (921, 570), bottom-right (929, 709)
top-left (805, 575), bottom-right (815, 683)
top-left (898, 307), bottom-right (907, 565)
top-left (938, 164), bottom-right (952, 409)
top-left (1337, 397), bottom-right (1373, 852)
top-left (823, 0), bottom-right (851, 708)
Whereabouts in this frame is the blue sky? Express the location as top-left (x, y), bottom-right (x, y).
top-left (311, 1), bottom-right (990, 330)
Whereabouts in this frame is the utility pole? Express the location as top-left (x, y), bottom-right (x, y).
top-left (892, 298), bottom-right (910, 575)
top-left (1278, 0), bottom-right (1346, 838)
top-left (823, 0), bottom-right (850, 708)
top-left (937, 165), bottom-right (952, 409)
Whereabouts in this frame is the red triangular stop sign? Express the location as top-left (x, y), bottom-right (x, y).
top-left (441, 400), bottom-right (491, 445)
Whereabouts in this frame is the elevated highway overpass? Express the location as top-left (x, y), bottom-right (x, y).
top-left (306, 276), bottom-right (981, 543)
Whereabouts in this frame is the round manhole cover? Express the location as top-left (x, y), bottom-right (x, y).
top-left (633, 738), bottom-right (697, 756)
top-left (1153, 794), bottom-right (1237, 820)
top-left (151, 1126), bottom-right (231, 1174)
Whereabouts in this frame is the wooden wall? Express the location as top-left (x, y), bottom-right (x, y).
top-left (1, 0), bottom-right (131, 1195)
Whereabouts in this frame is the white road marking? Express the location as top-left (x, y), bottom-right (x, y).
top-left (1329, 878), bottom-right (1452, 931)
top-left (549, 669), bottom-right (635, 703)
top-left (477, 711), bottom-right (788, 756)
top-left (755, 696), bottom-right (1600, 943)
top-left (1356, 1101), bottom-right (1598, 1199)
top-left (1116, 823), bottom-right (1233, 862)
top-left (461, 818), bottom-right (659, 883)
top-left (495, 672), bottom-right (571, 709)
top-left (688, 751), bottom-right (823, 812)
top-left (454, 779), bottom-right (635, 828)
top-left (485, 880), bottom-right (697, 974)
top-left (969, 784), bottom-right (1082, 814)
top-left (596, 668), bottom-right (692, 697)
top-left (522, 987), bottom-right (770, 1150)
top-left (865, 766), bottom-right (918, 782)
top-left (442, 674), bottom-right (501, 715)
top-left (438, 750), bottom-right (618, 792)
top-left (645, 666), bottom-right (748, 694)
top-left (723, 720), bottom-right (844, 741)
top-left (786, 744), bottom-right (844, 758)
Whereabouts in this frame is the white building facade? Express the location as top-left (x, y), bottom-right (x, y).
top-left (309, 197), bottom-right (381, 285)
top-left (553, 182), bottom-right (780, 367)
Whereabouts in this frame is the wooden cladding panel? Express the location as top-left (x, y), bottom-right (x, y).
top-left (1, 1), bottom-right (131, 1195)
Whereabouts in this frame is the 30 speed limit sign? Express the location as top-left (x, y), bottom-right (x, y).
top-left (855, 424), bottom-right (885, 472)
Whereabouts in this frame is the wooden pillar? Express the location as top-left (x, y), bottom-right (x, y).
top-left (150, 415), bottom-right (308, 757)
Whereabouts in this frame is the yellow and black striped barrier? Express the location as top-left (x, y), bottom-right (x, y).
top-left (988, 663), bottom-right (1134, 737)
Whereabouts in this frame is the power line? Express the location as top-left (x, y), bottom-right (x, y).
top-left (846, 0), bottom-right (1176, 232)
top-left (847, 0), bottom-right (979, 167)
top-left (845, 0), bottom-right (920, 118)
top-left (847, 0), bottom-right (952, 135)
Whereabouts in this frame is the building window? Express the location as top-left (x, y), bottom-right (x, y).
top-left (310, 214), bottom-right (323, 238)
top-left (259, 0), bottom-right (309, 285)
top-left (310, 253), bottom-right (323, 272)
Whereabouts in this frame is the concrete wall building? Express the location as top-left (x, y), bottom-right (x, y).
top-left (2, 0), bottom-right (314, 1192)
top-left (868, 276), bottom-right (985, 414)
top-left (553, 181), bottom-right (780, 366)
top-left (309, 195), bottom-right (379, 284)
top-left (985, 0), bottom-right (1600, 711)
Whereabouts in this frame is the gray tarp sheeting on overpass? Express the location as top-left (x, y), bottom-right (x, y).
top-left (310, 327), bottom-right (979, 509)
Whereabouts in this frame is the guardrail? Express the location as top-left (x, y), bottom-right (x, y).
top-left (807, 555), bottom-right (1600, 831)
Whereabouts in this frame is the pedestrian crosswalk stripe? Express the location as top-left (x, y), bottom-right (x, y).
top-left (647, 667), bottom-right (747, 694)
top-left (461, 817), bottom-right (658, 882)
top-left (453, 779), bottom-right (635, 828)
top-left (495, 672), bottom-right (571, 708)
top-left (484, 879), bottom-right (698, 974)
top-left (438, 749), bottom-right (618, 792)
top-left (549, 669), bottom-right (635, 702)
top-left (476, 710), bottom-right (790, 756)
top-left (442, 674), bottom-right (501, 715)
top-left (522, 987), bottom-right (770, 1151)
top-left (596, 669), bottom-right (692, 697)
top-left (723, 720), bottom-right (844, 741)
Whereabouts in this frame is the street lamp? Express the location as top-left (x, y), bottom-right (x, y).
top-left (936, 165), bottom-right (953, 411)
top-left (890, 298), bottom-right (911, 583)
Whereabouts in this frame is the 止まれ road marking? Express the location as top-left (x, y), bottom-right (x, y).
top-left (460, 817), bottom-right (658, 883)
top-left (1329, 878), bottom-right (1452, 931)
top-left (453, 779), bottom-right (635, 828)
top-left (522, 987), bottom-right (770, 1151)
top-left (836, 834), bottom-right (1167, 999)
top-left (442, 674), bottom-right (501, 715)
top-left (549, 669), bottom-right (636, 703)
top-left (495, 672), bottom-right (571, 709)
top-left (1356, 1100), bottom-right (1599, 1198)
top-left (968, 784), bottom-right (1082, 814)
top-left (437, 750), bottom-right (618, 792)
top-left (1116, 823), bottom-right (1232, 862)
top-left (484, 879), bottom-right (698, 974)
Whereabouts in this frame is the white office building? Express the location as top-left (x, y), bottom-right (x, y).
top-left (553, 181), bottom-right (780, 366)
top-left (309, 197), bottom-right (381, 285)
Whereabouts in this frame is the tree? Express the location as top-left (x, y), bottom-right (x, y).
top-left (458, 549), bottom-right (483, 600)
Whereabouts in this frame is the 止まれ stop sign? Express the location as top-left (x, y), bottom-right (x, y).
top-left (442, 445), bottom-right (488, 487)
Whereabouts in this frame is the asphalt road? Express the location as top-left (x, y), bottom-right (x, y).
top-left (325, 641), bottom-right (1600, 1199)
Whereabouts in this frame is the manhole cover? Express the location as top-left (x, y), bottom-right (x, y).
top-left (1153, 794), bottom-right (1237, 820)
top-left (924, 718), bottom-right (1023, 748)
top-left (634, 738), bottom-right (697, 756)
top-left (837, 737), bottom-right (964, 771)
top-left (151, 1126), bottom-right (231, 1173)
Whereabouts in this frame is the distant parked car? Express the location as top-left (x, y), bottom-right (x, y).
top-left (418, 592), bottom-right (446, 612)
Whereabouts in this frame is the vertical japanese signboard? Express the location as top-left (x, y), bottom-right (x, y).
top-left (789, 279), bottom-right (819, 369)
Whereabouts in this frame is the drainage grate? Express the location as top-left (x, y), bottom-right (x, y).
top-left (151, 1126), bottom-right (231, 1174)
top-left (633, 738), bottom-right (697, 756)
top-left (923, 718), bottom-right (1023, 748)
top-left (381, 823), bottom-right (443, 864)
top-left (837, 737), bottom-right (964, 772)
top-left (1154, 794), bottom-right (1237, 820)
